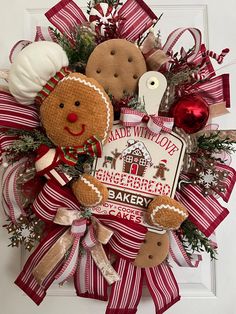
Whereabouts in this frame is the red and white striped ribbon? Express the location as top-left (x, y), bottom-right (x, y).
top-left (120, 108), bottom-right (174, 134)
top-left (54, 218), bottom-right (87, 284)
top-left (169, 231), bottom-right (202, 267)
top-left (0, 91), bottom-right (40, 130)
top-left (214, 163), bottom-right (236, 202)
top-left (99, 215), bottom-right (147, 260)
top-left (190, 44), bottom-right (216, 81)
top-left (2, 158), bottom-right (27, 223)
top-left (75, 250), bottom-right (108, 300)
top-left (45, 0), bottom-right (87, 40)
top-left (175, 175), bottom-right (229, 237)
top-left (106, 257), bottom-right (143, 313)
top-left (34, 26), bottom-right (58, 42)
top-left (0, 132), bottom-right (17, 152)
top-left (33, 181), bottom-right (147, 259)
top-left (15, 226), bottom-right (66, 305)
top-left (144, 263), bottom-right (180, 313)
top-left (186, 74), bottom-right (231, 107)
top-left (107, 258), bottom-right (180, 314)
top-left (118, 0), bottom-right (157, 41)
top-left (32, 180), bottom-right (79, 223)
top-left (162, 28), bottom-right (202, 64)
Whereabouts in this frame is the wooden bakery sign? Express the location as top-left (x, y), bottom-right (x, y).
top-left (92, 71), bottom-right (186, 231)
top-left (92, 124), bottom-right (186, 229)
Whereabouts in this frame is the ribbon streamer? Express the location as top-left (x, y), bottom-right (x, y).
top-left (120, 107), bottom-right (174, 135)
top-left (106, 257), bottom-right (180, 314)
top-left (45, 0), bottom-right (87, 40)
top-left (2, 158), bottom-right (27, 223)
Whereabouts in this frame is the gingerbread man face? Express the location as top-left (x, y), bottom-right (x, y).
top-left (8, 42), bottom-right (113, 148)
top-left (40, 73), bottom-right (113, 147)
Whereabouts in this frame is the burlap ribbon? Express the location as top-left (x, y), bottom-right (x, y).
top-left (33, 208), bottom-right (120, 285)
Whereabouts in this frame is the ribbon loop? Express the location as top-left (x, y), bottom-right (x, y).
top-left (162, 27), bottom-right (202, 64)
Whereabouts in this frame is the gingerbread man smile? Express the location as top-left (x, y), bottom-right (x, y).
top-left (64, 124), bottom-right (86, 136)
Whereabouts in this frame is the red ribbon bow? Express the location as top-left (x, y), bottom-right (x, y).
top-left (57, 136), bottom-right (102, 166)
top-left (120, 107), bottom-right (174, 135)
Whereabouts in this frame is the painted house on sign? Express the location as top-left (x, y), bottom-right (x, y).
top-left (121, 140), bottom-right (152, 177)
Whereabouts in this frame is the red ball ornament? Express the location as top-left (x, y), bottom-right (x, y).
top-left (171, 96), bottom-right (209, 134)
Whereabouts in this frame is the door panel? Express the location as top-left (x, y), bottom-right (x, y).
top-left (0, 1), bottom-right (236, 313)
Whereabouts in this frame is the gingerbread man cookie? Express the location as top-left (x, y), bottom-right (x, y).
top-left (86, 39), bottom-right (147, 100)
top-left (133, 196), bottom-right (188, 268)
top-left (8, 41), bottom-right (113, 207)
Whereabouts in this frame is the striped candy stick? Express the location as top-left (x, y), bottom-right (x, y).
top-left (35, 144), bottom-right (72, 186)
top-left (203, 48), bottom-right (230, 64)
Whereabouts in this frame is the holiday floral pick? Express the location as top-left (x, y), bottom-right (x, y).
top-left (0, 0), bottom-right (236, 313)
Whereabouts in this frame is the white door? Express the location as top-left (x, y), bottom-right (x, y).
top-left (0, 0), bottom-right (236, 313)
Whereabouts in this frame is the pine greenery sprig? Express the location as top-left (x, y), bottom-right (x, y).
top-left (198, 132), bottom-right (236, 154)
top-left (51, 26), bottom-right (96, 73)
top-left (5, 129), bottom-right (54, 162)
top-left (127, 96), bottom-right (147, 113)
top-left (180, 220), bottom-right (217, 260)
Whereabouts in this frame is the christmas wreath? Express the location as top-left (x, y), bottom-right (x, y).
top-left (0, 0), bottom-right (236, 313)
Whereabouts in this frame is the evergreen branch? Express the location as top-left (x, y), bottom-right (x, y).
top-left (198, 132), bottom-right (236, 154)
top-left (5, 129), bottom-right (54, 162)
top-left (180, 220), bottom-right (217, 260)
top-left (51, 26), bottom-right (96, 73)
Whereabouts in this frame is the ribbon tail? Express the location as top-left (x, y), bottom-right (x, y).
top-left (91, 243), bottom-right (120, 285)
top-left (75, 250), bottom-right (108, 301)
top-left (45, 0), bottom-right (87, 41)
top-left (32, 229), bottom-right (74, 285)
top-left (144, 262), bottom-right (180, 313)
top-left (106, 257), bottom-right (143, 314)
top-left (83, 224), bottom-right (120, 285)
top-left (175, 174), bottom-right (229, 237)
top-left (54, 236), bottom-right (81, 284)
top-left (15, 227), bottom-right (66, 305)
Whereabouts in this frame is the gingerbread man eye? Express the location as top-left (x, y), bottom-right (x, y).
top-left (59, 103), bottom-right (64, 108)
top-left (75, 101), bottom-right (80, 107)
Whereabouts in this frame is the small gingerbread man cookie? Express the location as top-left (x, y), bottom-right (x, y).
top-left (86, 39), bottom-right (147, 100)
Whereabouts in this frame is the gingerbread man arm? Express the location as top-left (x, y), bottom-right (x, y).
top-left (72, 174), bottom-right (108, 207)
